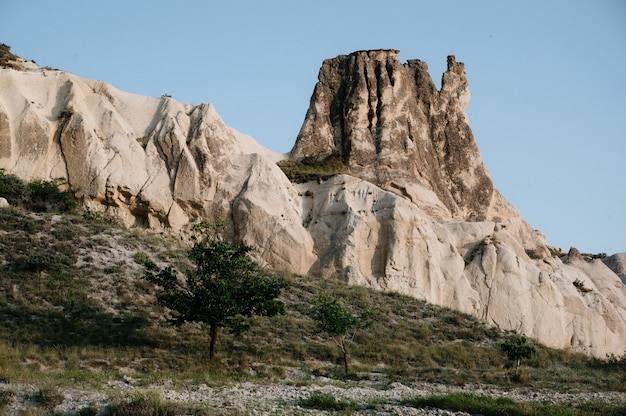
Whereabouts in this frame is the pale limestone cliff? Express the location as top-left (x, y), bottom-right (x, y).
top-left (1, 51), bottom-right (625, 357)
top-left (295, 174), bottom-right (626, 356)
top-left (0, 59), bottom-right (315, 275)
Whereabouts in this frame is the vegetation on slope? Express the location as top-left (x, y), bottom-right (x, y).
top-left (0, 44), bottom-right (20, 69)
top-left (277, 153), bottom-right (349, 183)
top-left (0, 175), bottom-right (625, 414)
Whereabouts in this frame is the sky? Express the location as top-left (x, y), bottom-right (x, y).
top-left (1, 0), bottom-right (624, 255)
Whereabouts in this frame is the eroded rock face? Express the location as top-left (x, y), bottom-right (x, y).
top-left (604, 253), bottom-right (626, 283)
top-left (296, 174), bottom-right (626, 357)
top-left (292, 50), bottom-right (495, 221)
top-left (0, 63), bottom-right (316, 275)
top-left (2, 52), bottom-right (625, 357)
top-left (291, 49), bottom-right (547, 254)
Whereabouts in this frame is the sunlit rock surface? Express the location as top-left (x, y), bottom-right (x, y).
top-left (2, 50), bottom-right (625, 357)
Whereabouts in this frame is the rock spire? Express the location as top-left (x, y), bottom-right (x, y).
top-left (291, 50), bottom-right (496, 222)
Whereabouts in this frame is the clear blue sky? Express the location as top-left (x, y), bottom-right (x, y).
top-left (1, 1), bottom-right (624, 254)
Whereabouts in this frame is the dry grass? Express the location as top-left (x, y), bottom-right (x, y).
top-left (0, 206), bottom-right (624, 400)
top-left (277, 154), bottom-right (349, 183)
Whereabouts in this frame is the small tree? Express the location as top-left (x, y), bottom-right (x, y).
top-left (313, 295), bottom-right (372, 374)
top-left (500, 335), bottom-right (535, 380)
top-left (144, 222), bottom-right (288, 360)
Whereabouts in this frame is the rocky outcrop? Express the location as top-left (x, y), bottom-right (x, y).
top-left (604, 253), bottom-right (626, 284)
top-left (292, 51), bottom-right (501, 221)
top-left (295, 173), bottom-right (626, 356)
top-left (0, 59), bottom-right (315, 275)
top-left (290, 50), bottom-right (544, 254)
top-left (1, 51), bottom-right (625, 357)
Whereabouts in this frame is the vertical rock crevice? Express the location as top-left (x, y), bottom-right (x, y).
top-left (290, 50), bottom-right (497, 222)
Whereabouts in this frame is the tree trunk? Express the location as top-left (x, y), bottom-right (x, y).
top-left (340, 337), bottom-right (349, 374)
top-left (209, 323), bottom-right (219, 360)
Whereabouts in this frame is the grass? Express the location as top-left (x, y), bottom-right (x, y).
top-left (0, 389), bottom-right (15, 409)
top-left (277, 153), bottom-right (349, 183)
top-left (0, 203), bottom-right (625, 413)
top-left (108, 390), bottom-right (200, 416)
top-left (403, 392), bottom-right (626, 416)
top-left (298, 391), bottom-right (359, 412)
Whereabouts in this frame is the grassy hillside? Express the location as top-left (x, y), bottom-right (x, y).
top-left (0, 201), bottom-right (625, 414)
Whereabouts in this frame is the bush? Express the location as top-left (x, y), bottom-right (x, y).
top-left (0, 170), bottom-right (30, 206)
top-left (0, 170), bottom-right (77, 213)
top-left (77, 407), bottom-right (99, 416)
top-left (0, 43), bottom-right (19, 69)
top-left (28, 178), bottom-right (77, 213)
top-left (581, 252), bottom-right (607, 259)
top-left (299, 391), bottom-right (359, 411)
top-left (37, 385), bottom-right (64, 408)
top-left (0, 389), bottom-right (15, 409)
top-left (109, 391), bottom-right (189, 416)
top-left (134, 251), bottom-right (152, 266)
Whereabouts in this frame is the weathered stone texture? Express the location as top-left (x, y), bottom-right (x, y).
top-left (291, 51), bottom-right (495, 222)
top-left (1, 52), bottom-right (625, 357)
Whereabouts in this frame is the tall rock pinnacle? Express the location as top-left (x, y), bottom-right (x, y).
top-left (290, 50), bottom-right (495, 221)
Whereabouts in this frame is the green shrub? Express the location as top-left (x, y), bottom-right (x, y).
top-left (299, 391), bottom-right (359, 411)
top-left (573, 279), bottom-right (592, 293)
top-left (0, 170), bottom-right (30, 206)
top-left (0, 389), bottom-right (15, 409)
top-left (134, 251), bottom-right (152, 266)
top-left (22, 251), bottom-right (76, 272)
top-left (0, 43), bottom-right (19, 68)
top-left (581, 252), bottom-right (607, 259)
top-left (0, 170), bottom-right (77, 213)
top-left (549, 247), bottom-right (565, 257)
top-left (28, 178), bottom-right (77, 213)
top-left (77, 407), bottom-right (99, 416)
top-left (404, 393), bottom-right (523, 415)
top-left (110, 391), bottom-right (183, 416)
top-left (37, 384), bottom-right (64, 408)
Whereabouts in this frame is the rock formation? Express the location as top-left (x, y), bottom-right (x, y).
top-left (604, 253), bottom-right (626, 284)
top-left (1, 49), bottom-right (626, 357)
top-left (0, 53), bottom-right (316, 275)
top-left (291, 50), bottom-right (542, 251)
top-left (293, 51), bottom-right (498, 220)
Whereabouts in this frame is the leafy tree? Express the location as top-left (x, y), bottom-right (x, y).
top-left (144, 222), bottom-right (288, 360)
top-left (313, 295), bottom-right (372, 374)
top-left (500, 335), bottom-right (535, 379)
